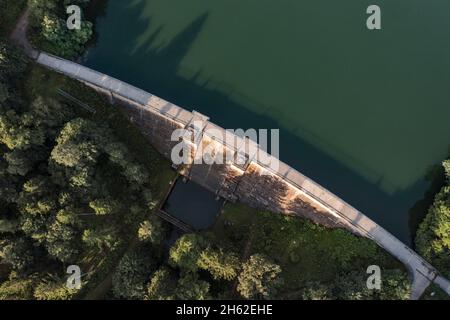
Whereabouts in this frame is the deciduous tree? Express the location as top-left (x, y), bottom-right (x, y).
top-left (146, 267), bottom-right (178, 300)
top-left (237, 254), bottom-right (283, 300)
top-left (169, 234), bottom-right (205, 272)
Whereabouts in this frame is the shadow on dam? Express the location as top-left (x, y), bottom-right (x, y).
top-left (83, 0), bottom-right (442, 245)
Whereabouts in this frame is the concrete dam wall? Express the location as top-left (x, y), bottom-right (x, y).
top-left (35, 52), bottom-right (450, 298)
top-left (120, 100), bottom-right (341, 229)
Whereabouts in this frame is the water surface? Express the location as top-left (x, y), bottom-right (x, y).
top-left (84, 0), bottom-right (450, 243)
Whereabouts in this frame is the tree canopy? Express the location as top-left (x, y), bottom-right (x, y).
top-left (29, 0), bottom-right (93, 58)
top-left (416, 159), bottom-right (450, 279)
top-left (237, 254), bottom-right (284, 300)
top-left (0, 40), bottom-right (159, 299)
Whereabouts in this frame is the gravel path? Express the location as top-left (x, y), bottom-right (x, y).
top-left (10, 8), bottom-right (39, 59)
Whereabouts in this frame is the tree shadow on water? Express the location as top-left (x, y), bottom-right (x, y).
top-left (83, 0), bottom-right (437, 245)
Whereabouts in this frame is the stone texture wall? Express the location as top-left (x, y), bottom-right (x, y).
top-left (113, 96), bottom-right (184, 159)
top-left (113, 96), bottom-right (342, 230)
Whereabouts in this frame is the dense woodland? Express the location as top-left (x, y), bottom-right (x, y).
top-left (416, 159), bottom-right (450, 292)
top-left (0, 0), bottom-right (436, 300)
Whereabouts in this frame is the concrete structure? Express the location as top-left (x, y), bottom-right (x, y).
top-left (35, 52), bottom-right (450, 299)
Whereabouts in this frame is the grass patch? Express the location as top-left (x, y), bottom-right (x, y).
top-left (209, 202), bottom-right (405, 296)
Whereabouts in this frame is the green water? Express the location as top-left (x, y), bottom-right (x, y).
top-left (84, 0), bottom-right (450, 244)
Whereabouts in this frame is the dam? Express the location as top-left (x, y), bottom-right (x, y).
top-left (34, 51), bottom-right (450, 299)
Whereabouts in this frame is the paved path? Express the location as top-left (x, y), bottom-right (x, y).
top-left (10, 9), bottom-right (450, 299)
top-left (9, 8), bottom-right (38, 59)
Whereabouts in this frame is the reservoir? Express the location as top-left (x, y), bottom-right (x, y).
top-left (84, 0), bottom-right (450, 244)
